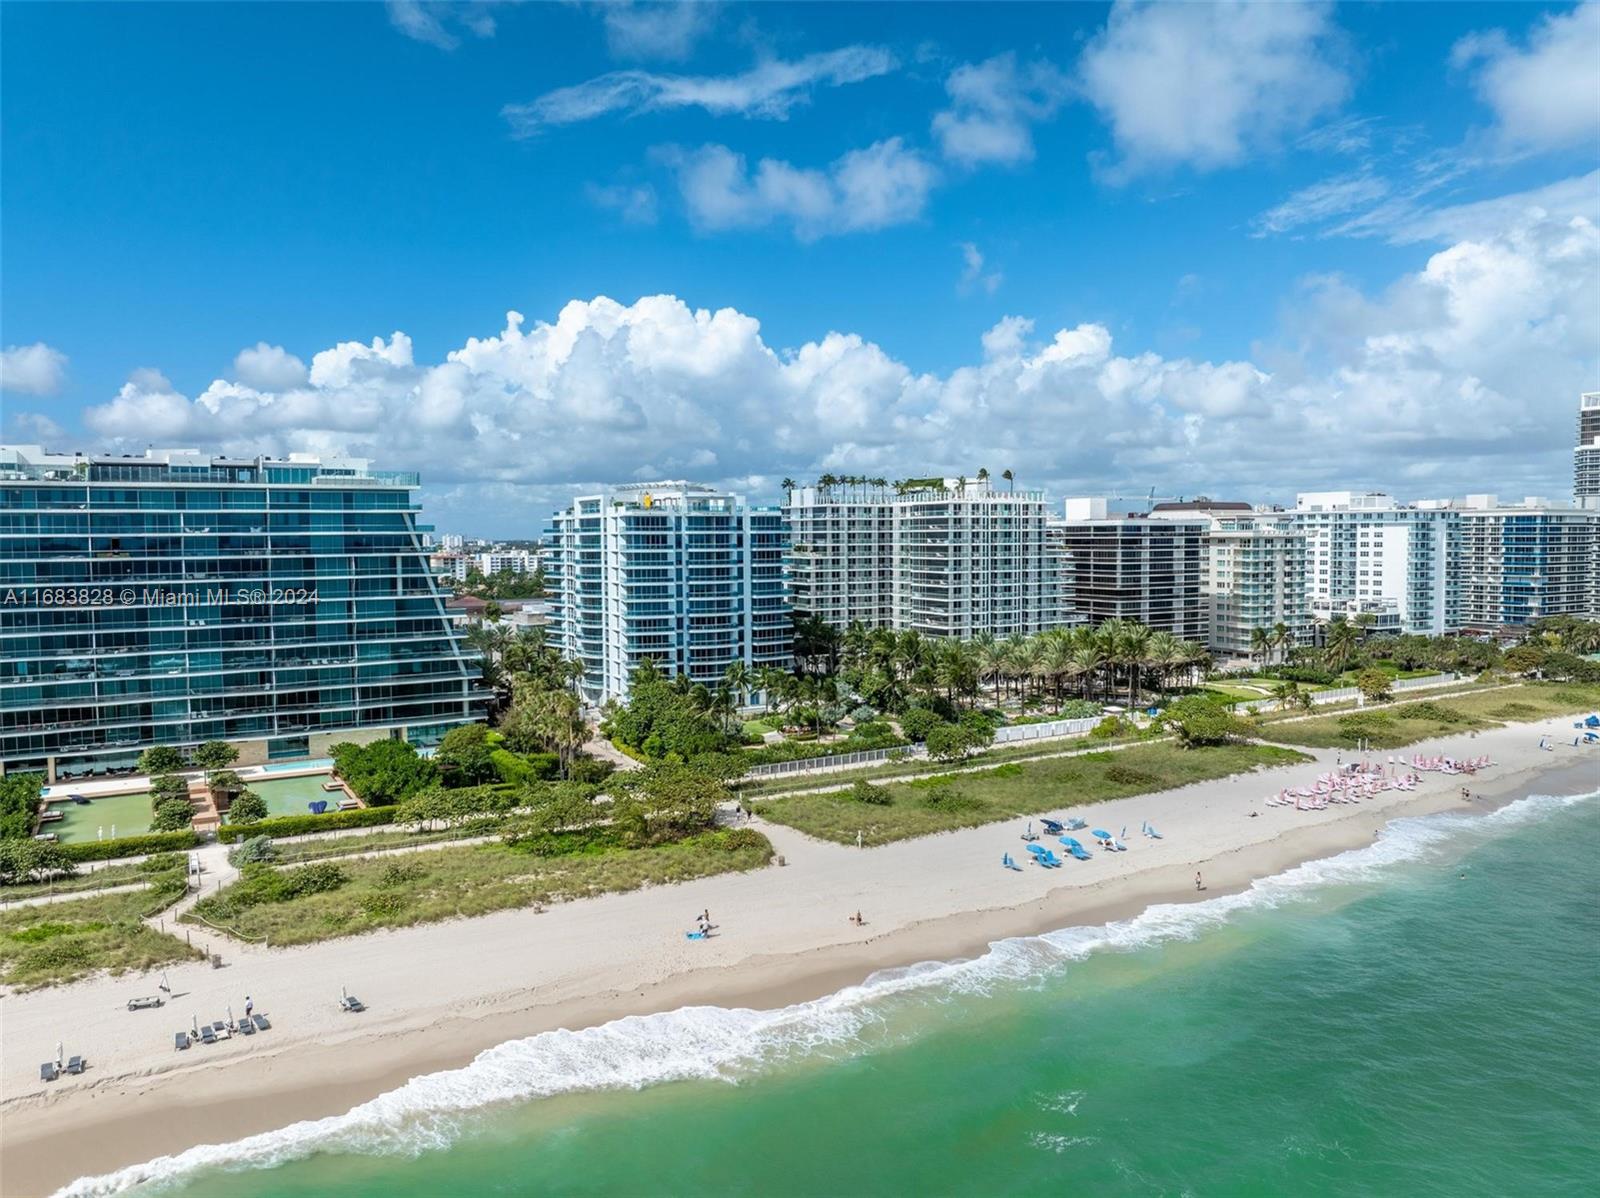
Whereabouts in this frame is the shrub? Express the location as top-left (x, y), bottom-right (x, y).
top-left (377, 860), bottom-right (425, 888)
top-left (1056, 699), bottom-right (1102, 719)
top-left (284, 861), bottom-right (348, 897)
top-left (709, 827), bottom-right (772, 855)
top-left (60, 830), bottom-right (199, 862)
top-left (567, 757), bottom-right (616, 785)
top-left (215, 806), bottom-right (396, 843)
top-left (1158, 697), bottom-right (1253, 748)
top-left (151, 797), bottom-right (195, 832)
top-left (148, 774), bottom-right (189, 805)
top-left (1090, 716), bottom-right (1134, 740)
top-left (330, 739), bottom-right (438, 806)
top-left (898, 707), bottom-right (945, 743)
top-left (0, 772), bottom-right (44, 841)
top-left (492, 748), bottom-right (559, 786)
top-left (0, 838), bottom-right (77, 886)
top-left (139, 852), bottom-right (185, 874)
top-left (926, 722), bottom-right (989, 763)
top-left (850, 781), bottom-right (892, 805)
top-left (434, 723), bottom-right (500, 786)
top-left (1401, 701), bottom-right (1465, 724)
top-left (921, 784), bottom-right (981, 812)
top-left (136, 746), bottom-right (186, 775)
top-left (192, 741), bottom-right (240, 774)
top-left (360, 892), bottom-right (407, 917)
top-left (227, 791), bottom-right (269, 824)
top-left (1104, 765), bottom-right (1159, 787)
top-left (1355, 668), bottom-right (1395, 702)
top-left (228, 836), bottom-right (278, 866)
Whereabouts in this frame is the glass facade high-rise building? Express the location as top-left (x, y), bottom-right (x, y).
top-left (1576, 391), bottom-right (1600, 510)
top-left (0, 446), bottom-right (485, 780)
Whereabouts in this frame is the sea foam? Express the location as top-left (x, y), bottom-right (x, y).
top-left (56, 786), bottom-right (1597, 1197)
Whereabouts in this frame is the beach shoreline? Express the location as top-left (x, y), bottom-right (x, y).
top-left (2, 720), bottom-right (1595, 1197)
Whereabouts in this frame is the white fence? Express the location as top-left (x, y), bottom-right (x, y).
top-left (992, 716), bottom-right (1101, 743)
top-left (1236, 672), bottom-right (1458, 715)
top-left (743, 745), bottom-right (923, 779)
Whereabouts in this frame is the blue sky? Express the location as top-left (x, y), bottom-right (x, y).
top-left (2, 1), bottom-right (1596, 536)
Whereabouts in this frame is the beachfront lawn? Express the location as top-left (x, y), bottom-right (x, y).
top-left (1257, 683), bottom-right (1600, 750)
top-left (754, 742), bottom-right (1310, 846)
top-left (0, 882), bottom-right (201, 989)
top-left (186, 828), bottom-right (775, 946)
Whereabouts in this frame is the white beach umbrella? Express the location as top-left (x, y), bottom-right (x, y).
top-left (56, 1041), bottom-right (63, 1066)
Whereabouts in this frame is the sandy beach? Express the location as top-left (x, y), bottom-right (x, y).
top-left (2, 716), bottom-right (1595, 1198)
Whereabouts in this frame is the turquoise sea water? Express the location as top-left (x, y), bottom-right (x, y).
top-left (66, 784), bottom-right (1599, 1198)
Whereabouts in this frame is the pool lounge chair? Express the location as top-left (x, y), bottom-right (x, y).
top-left (40, 1062), bottom-right (59, 1082)
top-left (175, 1032), bottom-right (190, 1051)
top-left (252, 1013), bottom-right (271, 1031)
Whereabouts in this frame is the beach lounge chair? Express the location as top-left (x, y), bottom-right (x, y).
top-left (1025, 843), bottom-right (1048, 857)
top-left (200, 1025), bottom-right (217, 1045)
top-left (1041, 818), bottom-right (1065, 835)
top-left (40, 1062), bottom-right (59, 1082)
top-left (252, 1013), bottom-right (271, 1031)
top-left (67, 1055), bottom-right (84, 1075)
top-left (1146, 825), bottom-right (1163, 839)
top-left (175, 1032), bottom-right (190, 1051)
top-left (237, 1019), bottom-right (256, 1036)
top-left (1039, 849), bottom-right (1064, 868)
top-left (340, 995), bottom-right (366, 1012)
top-left (128, 995), bottom-right (163, 1010)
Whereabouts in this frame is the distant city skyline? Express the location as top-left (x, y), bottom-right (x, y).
top-left (3, 2), bottom-right (1596, 537)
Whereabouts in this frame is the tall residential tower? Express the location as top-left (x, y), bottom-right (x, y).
top-left (0, 446), bottom-right (484, 780)
top-left (546, 482), bottom-right (789, 705)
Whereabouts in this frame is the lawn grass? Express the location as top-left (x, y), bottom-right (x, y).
top-left (1256, 683), bottom-right (1600, 750)
top-left (754, 741), bottom-right (1311, 846)
top-left (736, 732), bottom-right (1154, 799)
top-left (0, 883), bottom-right (202, 989)
top-left (186, 828), bottom-right (774, 946)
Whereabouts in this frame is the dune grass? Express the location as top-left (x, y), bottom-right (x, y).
top-left (754, 741), bottom-right (1310, 847)
top-left (186, 828), bottom-right (774, 947)
top-left (0, 882), bottom-right (201, 989)
top-left (1256, 683), bottom-right (1600, 750)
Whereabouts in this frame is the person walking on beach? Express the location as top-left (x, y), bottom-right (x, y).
top-left (245, 995), bottom-right (253, 1020)
top-left (1195, 871), bottom-right (1205, 892)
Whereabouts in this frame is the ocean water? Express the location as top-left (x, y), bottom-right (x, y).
top-left (66, 786), bottom-right (1599, 1198)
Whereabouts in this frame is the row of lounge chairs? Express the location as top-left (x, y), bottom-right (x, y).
top-left (175, 1013), bottom-right (271, 1050)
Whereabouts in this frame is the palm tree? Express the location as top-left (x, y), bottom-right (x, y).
top-left (781, 477), bottom-right (797, 499)
top-left (1146, 630), bottom-right (1183, 696)
top-left (1039, 631), bottom-right (1075, 712)
top-left (1069, 643), bottom-right (1105, 700)
top-left (1271, 621), bottom-right (1291, 665)
top-left (1249, 626), bottom-right (1271, 672)
top-left (1001, 468), bottom-right (1014, 492)
top-left (723, 659), bottom-right (753, 706)
top-left (1325, 618), bottom-right (1360, 672)
top-left (1271, 680), bottom-right (1300, 711)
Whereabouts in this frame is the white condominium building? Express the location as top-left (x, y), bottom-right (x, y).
top-left (787, 477), bottom-right (1068, 639)
top-left (1291, 492), bottom-right (1458, 635)
top-left (547, 483), bottom-right (789, 704)
top-left (1450, 495), bottom-right (1599, 630)
top-left (1053, 499), bottom-right (1207, 641)
top-left (475, 549), bottom-right (539, 577)
top-left (1576, 392), bottom-right (1600, 511)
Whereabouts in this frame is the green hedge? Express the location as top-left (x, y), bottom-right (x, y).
top-left (217, 806), bottom-right (397, 843)
top-left (60, 829), bottom-right (200, 862)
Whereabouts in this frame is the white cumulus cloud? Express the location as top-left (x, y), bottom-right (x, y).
top-left (1452, 2), bottom-right (1600, 154)
top-left (0, 342), bottom-right (68, 395)
top-left (233, 343), bottom-right (309, 390)
top-left (661, 138), bottom-right (937, 240)
top-left (596, 1), bottom-right (717, 62)
top-left (76, 208), bottom-right (1594, 528)
top-left (932, 53), bottom-right (1070, 167)
top-left (1079, 0), bottom-right (1350, 179)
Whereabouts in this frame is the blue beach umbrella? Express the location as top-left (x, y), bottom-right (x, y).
top-left (1091, 829), bottom-right (1112, 840)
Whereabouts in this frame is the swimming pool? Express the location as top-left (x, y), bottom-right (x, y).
top-left (246, 774), bottom-right (343, 818)
top-left (259, 759), bottom-right (333, 774)
top-left (43, 791), bottom-right (154, 844)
